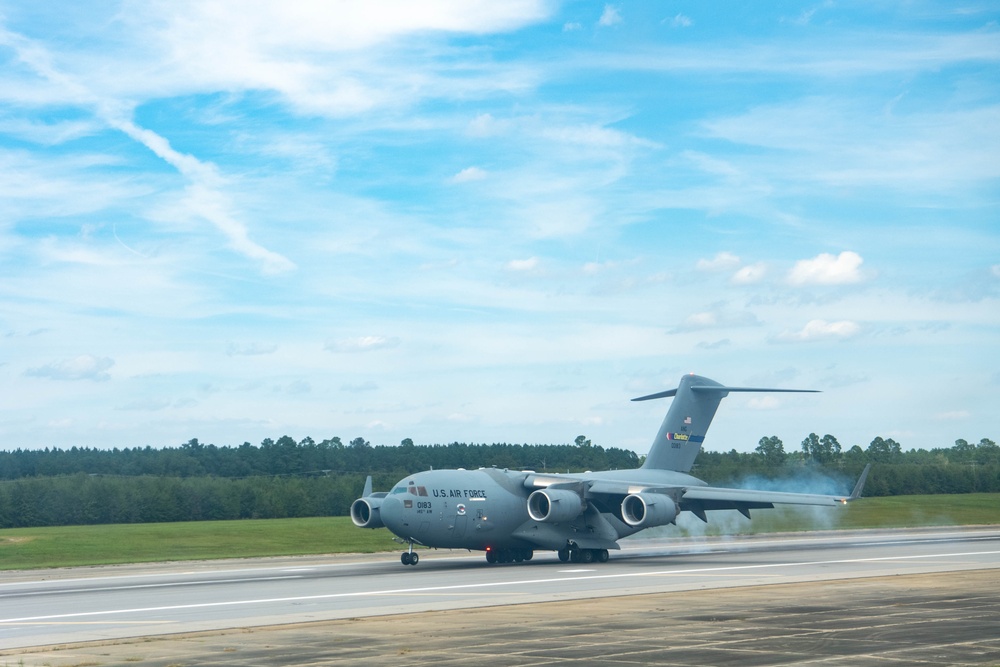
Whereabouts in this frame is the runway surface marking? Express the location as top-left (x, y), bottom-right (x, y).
top-left (2, 547), bottom-right (996, 625)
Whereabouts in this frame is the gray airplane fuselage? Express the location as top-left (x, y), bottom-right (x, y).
top-left (378, 466), bottom-right (705, 551)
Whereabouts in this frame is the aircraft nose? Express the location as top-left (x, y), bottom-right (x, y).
top-left (380, 494), bottom-right (404, 533)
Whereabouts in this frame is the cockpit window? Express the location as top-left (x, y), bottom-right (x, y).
top-left (391, 487), bottom-right (408, 494)
top-left (407, 485), bottom-right (429, 496)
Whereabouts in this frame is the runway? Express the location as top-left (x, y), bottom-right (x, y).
top-left (1, 526), bottom-right (999, 665)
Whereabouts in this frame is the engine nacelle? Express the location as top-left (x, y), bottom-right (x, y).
top-left (350, 496), bottom-right (385, 529)
top-left (527, 488), bottom-right (585, 523)
top-left (621, 492), bottom-right (677, 528)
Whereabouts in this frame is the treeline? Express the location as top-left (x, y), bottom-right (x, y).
top-left (0, 435), bottom-right (996, 529)
top-left (693, 434), bottom-right (1000, 498)
top-left (0, 474), bottom-right (375, 528)
top-left (0, 436), bottom-right (640, 481)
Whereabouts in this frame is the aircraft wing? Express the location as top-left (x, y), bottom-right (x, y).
top-left (681, 486), bottom-right (846, 507)
top-left (678, 464), bottom-right (870, 520)
top-left (523, 464), bottom-right (870, 522)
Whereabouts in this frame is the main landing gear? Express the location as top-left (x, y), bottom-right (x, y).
top-left (484, 547), bottom-right (533, 564)
top-left (557, 547), bottom-right (610, 564)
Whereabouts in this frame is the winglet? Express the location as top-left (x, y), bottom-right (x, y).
top-left (848, 463), bottom-right (871, 501)
top-left (362, 475), bottom-right (373, 498)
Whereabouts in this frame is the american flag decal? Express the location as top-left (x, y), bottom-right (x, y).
top-left (684, 416), bottom-right (692, 425)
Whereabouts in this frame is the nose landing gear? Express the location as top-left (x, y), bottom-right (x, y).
top-left (400, 542), bottom-right (419, 566)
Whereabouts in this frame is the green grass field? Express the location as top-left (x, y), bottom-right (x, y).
top-left (1, 493), bottom-right (997, 571)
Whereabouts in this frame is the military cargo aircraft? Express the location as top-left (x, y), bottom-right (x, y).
top-left (352, 373), bottom-right (870, 566)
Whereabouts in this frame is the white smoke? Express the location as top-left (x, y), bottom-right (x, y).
top-left (624, 468), bottom-right (851, 545)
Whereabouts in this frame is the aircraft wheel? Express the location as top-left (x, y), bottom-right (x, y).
top-left (596, 549), bottom-right (609, 563)
top-left (524, 549), bottom-right (534, 561)
top-left (569, 549), bottom-right (581, 563)
top-left (485, 550), bottom-right (497, 564)
top-left (401, 552), bottom-right (412, 565)
top-left (410, 552), bottom-right (419, 566)
top-left (580, 549), bottom-right (594, 563)
top-left (557, 548), bottom-right (570, 562)
top-left (513, 551), bottom-right (524, 563)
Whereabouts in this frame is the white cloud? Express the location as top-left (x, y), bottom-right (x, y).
top-left (777, 319), bottom-right (861, 342)
top-left (684, 312), bottom-right (717, 328)
top-left (676, 309), bottom-right (760, 332)
top-left (697, 252), bottom-right (740, 272)
top-left (324, 336), bottom-right (401, 353)
top-left (467, 113), bottom-right (512, 137)
top-left (670, 14), bottom-right (693, 28)
top-left (991, 264), bottom-right (1000, 278)
top-left (788, 251), bottom-right (864, 286)
top-left (506, 257), bottom-right (540, 272)
top-left (598, 5), bottom-right (622, 26)
top-left (226, 342), bottom-right (279, 356)
top-left (117, 398), bottom-right (173, 412)
top-left (341, 381), bottom-right (379, 393)
top-left (451, 166), bottom-right (487, 183)
top-left (746, 396), bottom-right (781, 410)
top-left (583, 260), bottom-right (618, 274)
top-left (732, 262), bottom-right (767, 285)
top-left (25, 354), bottom-right (115, 381)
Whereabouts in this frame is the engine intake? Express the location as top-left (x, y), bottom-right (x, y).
top-left (527, 488), bottom-right (585, 523)
top-left (621, 492), bottom-right (677, 528)
top-left (350, 496), bottom-right (385, 529)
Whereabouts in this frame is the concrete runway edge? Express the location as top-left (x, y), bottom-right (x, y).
top-left (4, 568), bottom-right (999, 667)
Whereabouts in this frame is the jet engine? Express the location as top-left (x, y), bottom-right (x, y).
top-left (621, 493), bottom-right (677, 528)
top-left (527, 488), bottom-right (585, 523)
top-left (350, 496), bottom-right (385, 529)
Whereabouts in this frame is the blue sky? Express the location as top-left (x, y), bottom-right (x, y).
top-left (1, 1), bottom-right (998, 456)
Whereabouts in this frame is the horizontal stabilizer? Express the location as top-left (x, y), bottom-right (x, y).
top-left (632, 389), bottom-right (678, 402)
top-left (634, 386), bottom-right (819, 401)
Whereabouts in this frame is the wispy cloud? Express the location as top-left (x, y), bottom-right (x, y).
top-left (0, 23), bottom-right (295, 274)
top-left (776, 320), bottom-right (862, 342)
top-left (598, 5), bottom-right (622, 27)
top-left (0, 3), bottom-right (995, 453)
top-left (25, 355), bottom-right (115, 382)
top-left (697, 252), bottom-right (741, 272)
top-left (324, 336), bottom-right (401, 353)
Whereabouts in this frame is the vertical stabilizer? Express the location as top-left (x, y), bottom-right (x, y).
top-left (634, 374), bottom-right (818, 473)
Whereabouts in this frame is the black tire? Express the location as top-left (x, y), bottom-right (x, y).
top-left (524, 550), bottom-right (534, 561)
top-left (410, 552), bottom-right (419, 566)
top-left (580, 549), bottom-right (594, 563)
top-left (401, 552), bottom-right (411, 565)
top-left (557, 548), bottom-right (570, 562)
top-left (596, 549), bottom-right (609, 563)
top-left (486, 550), bottom-right (497, 564)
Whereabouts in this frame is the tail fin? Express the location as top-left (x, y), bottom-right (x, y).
top-left (634, 374), bottom-right (819, 473)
